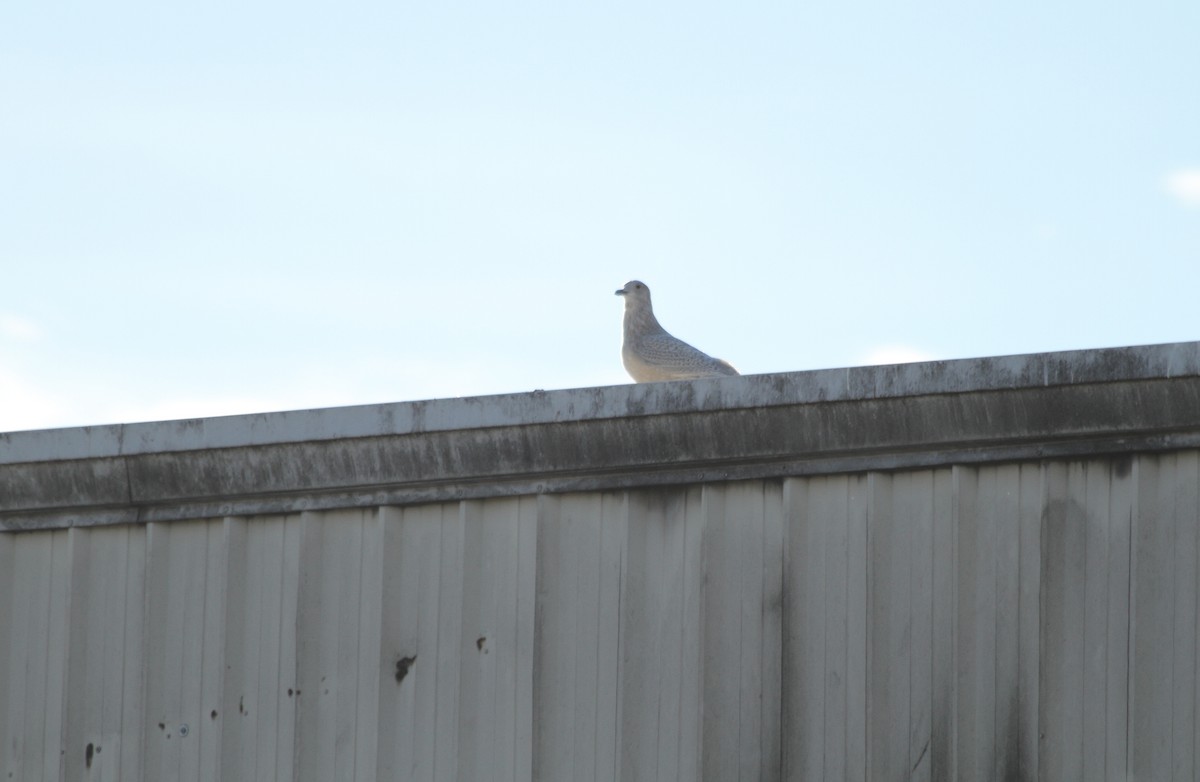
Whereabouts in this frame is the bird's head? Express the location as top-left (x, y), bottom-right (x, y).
top-left (615, 280), bottom-right (652, 308)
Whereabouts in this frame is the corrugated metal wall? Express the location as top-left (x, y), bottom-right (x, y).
top-left (2, 453), bottom-right (1199, 781)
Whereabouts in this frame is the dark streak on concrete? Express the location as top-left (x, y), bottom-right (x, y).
top-left (85, 743), bottom-right (94, 769)
top-left (1113, 453), bottom-right (1134, 479)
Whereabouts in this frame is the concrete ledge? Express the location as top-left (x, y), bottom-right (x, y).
top-left (4, 341), bottom-right (1200, 530)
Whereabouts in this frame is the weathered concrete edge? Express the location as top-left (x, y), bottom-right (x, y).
top-left (2, 340), bottom-right (1199, 464)
top-left (4, 370), bottom-right (1200, 530)
top-left (3, 431), bottom-right (1180, 532)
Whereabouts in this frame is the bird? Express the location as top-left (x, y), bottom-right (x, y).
top-left (615, 280), bottom-right (739, 382)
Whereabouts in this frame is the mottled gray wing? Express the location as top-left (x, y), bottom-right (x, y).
top-left (637, 333), bottom-right (739, 378)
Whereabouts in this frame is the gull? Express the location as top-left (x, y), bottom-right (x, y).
top-left (615, 280), bottom-right (739, 382)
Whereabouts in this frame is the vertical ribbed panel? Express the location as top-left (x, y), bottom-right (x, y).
top-left (2, 454), bottom-right (1200, 780)
top-left (533, 491), bottom-right (627, 782)
top-left (782, 473), bottom-right (870, 782)
top-left (1, 529), bottom-right (71, 782)
top-left (1131, 451), bottom-right (1200, 780)
top-left (614, 486), bottom-right (703, 782)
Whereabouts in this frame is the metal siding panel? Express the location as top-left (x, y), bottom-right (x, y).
top-left (685, 487), bottom-right (706, 782)
top-left (783, 475), bottom-right (868, 781)
top-left (294, 512), bottom-right (321, 781)
top-left (64, 526), bottom-right (132, 782)
top-left (43, 530), bottom-right (72, 782)
top-left (532, 495), bottom-right (576, 780)
top-left (700, 481), bottom-right (781, 781)
top-left (218, 517), bottom-right (250, 781)
top-left (903, 471), bottom-right (935, 782)
top-left (653, 487), bottom-right (696, 782)
top-left (491, 498), bottom-right (532, 782)
top-left (1081, 462), bottom-right (1109, 782)
top-left (295, 509), bottom-right (368, 782)
top-left (198, 520), bottom-right (229, 782)
top-left (1016, 463), bottom-right (1042, 782)
top-left (141, 523), bottom-right (172, 780)
top-left (375, 503), bottom-right (446, 780)
top-left (679, 486), bottom-right (705, 782)
top-left (334, 512), bottom-right (366, 781)
top-left (1062, 462), bottom-right (1087, 780)
top-left (514, 496), bottom-right (538, 782)
top-left (63, 528), bottom-right (92, 782)
top-left (593, 492), bottom-right (626, 782)
top-left (354, 510), bottom-right (384, 782)
top-left (29, 527), bottom-right (66, 782)
top-left (142, 520), bottom-right (217, 782)
top-left (825, 475), bottom-right (856, 782)
top-left (845, 475), bottom-right (868, 782)
top-left (783, 475), bottom-right (869, 782)
top-left (178, 522), bottom-right (219, 782)
top-left (0, 533), bottom-right (14, 780)
top-left (458, 500), bottom-right (506, 782)
top-left (991, 464), bottom-right (1022, 782)
top-left (374, 505), bottom-right (411, 780)
top-left (616, 489), bottom-right (650, 782)
top-left (781, 476), bottom-right (826, 782)
top-left (219, 514), bottom-right (302, 782)
top-left (955, 463), bottom-right (1021, 782)
top-left (952, 465), bottom-right (978, 782)
top-left (2, 535), bottom-right (43, 781)
top-left (571, 494), bottom-right (605, 782)
top-left (735, 483), bottom-right (775, 782)
top-left (867, 472), bottom-right (910, 781)
top-left (1104, 459), bottom-right (1132, 782)
top-left (930, 468), bottom-right (955, 782)
top-left (760, 481), bottom-right (783, 782)
top-left (973, 467), bottom-right (1001, 781)
top-left (1173, 452), bottom-right (1198, 779)
top-left (534, 493), bottom-right (615, 782)
top-left (121, 525), bottom-right (147, 782)
top-left (296, 510), bottom-right (330, 782)
top-left (701, 484), bottom-right (740, 782)
top-left (434, 503), bottom-right (465, 782)
top-left (1191, 454), bottom-right (1200, 782)
top-left (459, 500), bottom-right (497, 782)
top-left (1131, 454), bottom-right (1173, 779)
top-left (735, 484), bottom-right (766, 782)
top-left (1038, 461), bottom-right (1086, 781)
top-left (955, 465), bottom-right (1000, 782)
top-left (618, 487), bottom-right (699, 782)
top-left (1081, 461), bottom-right (1113, 782)
top-left (277, 514), bottom-right (304, 781)
top-left (255, 516), bottom-right (289, 782)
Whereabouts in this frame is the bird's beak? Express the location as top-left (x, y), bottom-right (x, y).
top-left (615, 288), bottom-right (626, 296)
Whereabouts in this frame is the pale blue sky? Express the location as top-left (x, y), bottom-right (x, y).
top-left (2, 1), bottom-right (1198, 432)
